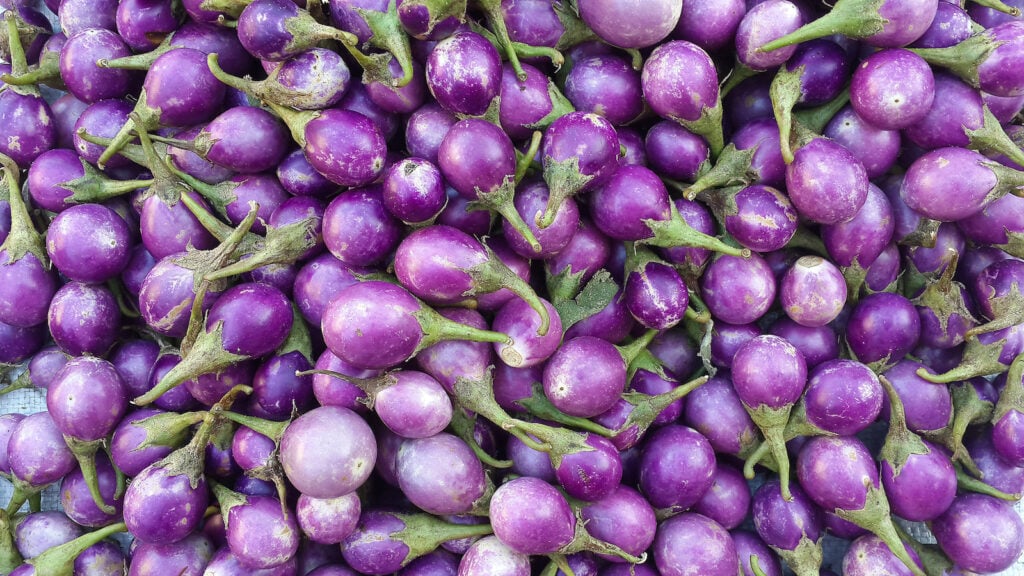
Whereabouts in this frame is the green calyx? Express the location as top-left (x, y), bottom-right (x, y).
top-left (744, 403), bottom-right (795, 501)
top-left (757, 0), bottom-right (889, 53)
top-left (917, 332), bottom-right (1013, 384)
top-left (0, 154), bottom-right (48, 269)
top-left (834, 482), bottom-right (926, 576)
top-left (551, 269), bottom-right (619, 334)
top-left (640, 200), bottom-right (750, 258)
top-left (877, 376), bottom-right (932, 478)
top-left (26, 521), bottom-right (127, 576)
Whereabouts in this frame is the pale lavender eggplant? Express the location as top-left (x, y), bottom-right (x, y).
top-left (374, 371), bottom-right (453, 438)
top-left (311, 349), bottom-right (376, 411)
top-left (580, 485), bottom-right (657, 562)
top-left (202, 547), bottom-right (299, 576)
top-left (489, 476), bottom-right (575, 555)
top-left (342, 509), bottom-right (493, 574)
top-left (396, 432), bottom-right (487, 515)
top-left (492, 296), bottom-right (561, 368)
top-left (641, 40), bottom-right (724, 155)
top-left (757, 0), bottom-right (937, 50)
top-left (74, 540), bottom-right (127, 576)
top-left (701, 252), bottom-right (776, 325)
top-left (323, 280), bottom-right (512, 370)
top-left (578, 0), bottom-right (682, 49)
top-left (780, 256), bottom-right (846, 327)
top-left (214, 485), bottom-right (300, 569)
top-left (7, 411), bottom-right (76, 497)
top-left (457, 536), bottom-right (530, 576)
top-left (901, 146), bottom-right (1024, 221)
top-left (279, 406), bottom-right (377, 498)
top-left (128, 533), bottom-right (215, 576)
top-left (296, 493), bottom-right (361, 545)
top-left (542, 335), bottom-right (630, 418)
top-left (842, 535), bottom-right (922, 576)
top-left (14, 511), bottom-right (83, 559)
top-left (393, 225), bottom-right (549, 329)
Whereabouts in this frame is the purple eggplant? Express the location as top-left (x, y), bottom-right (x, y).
top-left (731, 335), bottom-right (807, 500)
top-left (578, 0), bottom-right (682, 49)
top-left (0, 14), bottom-right (56, 168)
top-left (796, 436), bottom-right (926, 576)
top-left (0, 154), bottom-right (56, 330)
top-left (322, 280), bottom-right (512, 371)
top-left (342, 509), bottom-right (495, 574)
top-left (97, 48), bottom-right (226, 168)
top-left (642, 40), bottom-right (724, 156)
top-left (652, 513), bottom-right (737, 576)
top-left (209, 49), bottom-right (351, 111)
top-left (931, 493), bottom-right (1024, 574)
top-left (536, 111), bottom-right (619, 230)
top-left (268, 105), bottom-right (388, 188)
top-left (393, 225), bottom-right (550, 333)
top-left (134, 281), bottom-right (293, 405)
top-left (876, 375), bottom-right (958, 522)
top-left (437, 117), bottom-right (543, 251)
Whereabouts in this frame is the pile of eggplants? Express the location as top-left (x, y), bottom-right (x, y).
top-left (4, 0), bottom-right (1024, 574)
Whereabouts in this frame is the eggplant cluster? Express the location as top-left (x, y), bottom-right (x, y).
top-left (3, 0), bottom-right (1024, 574)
